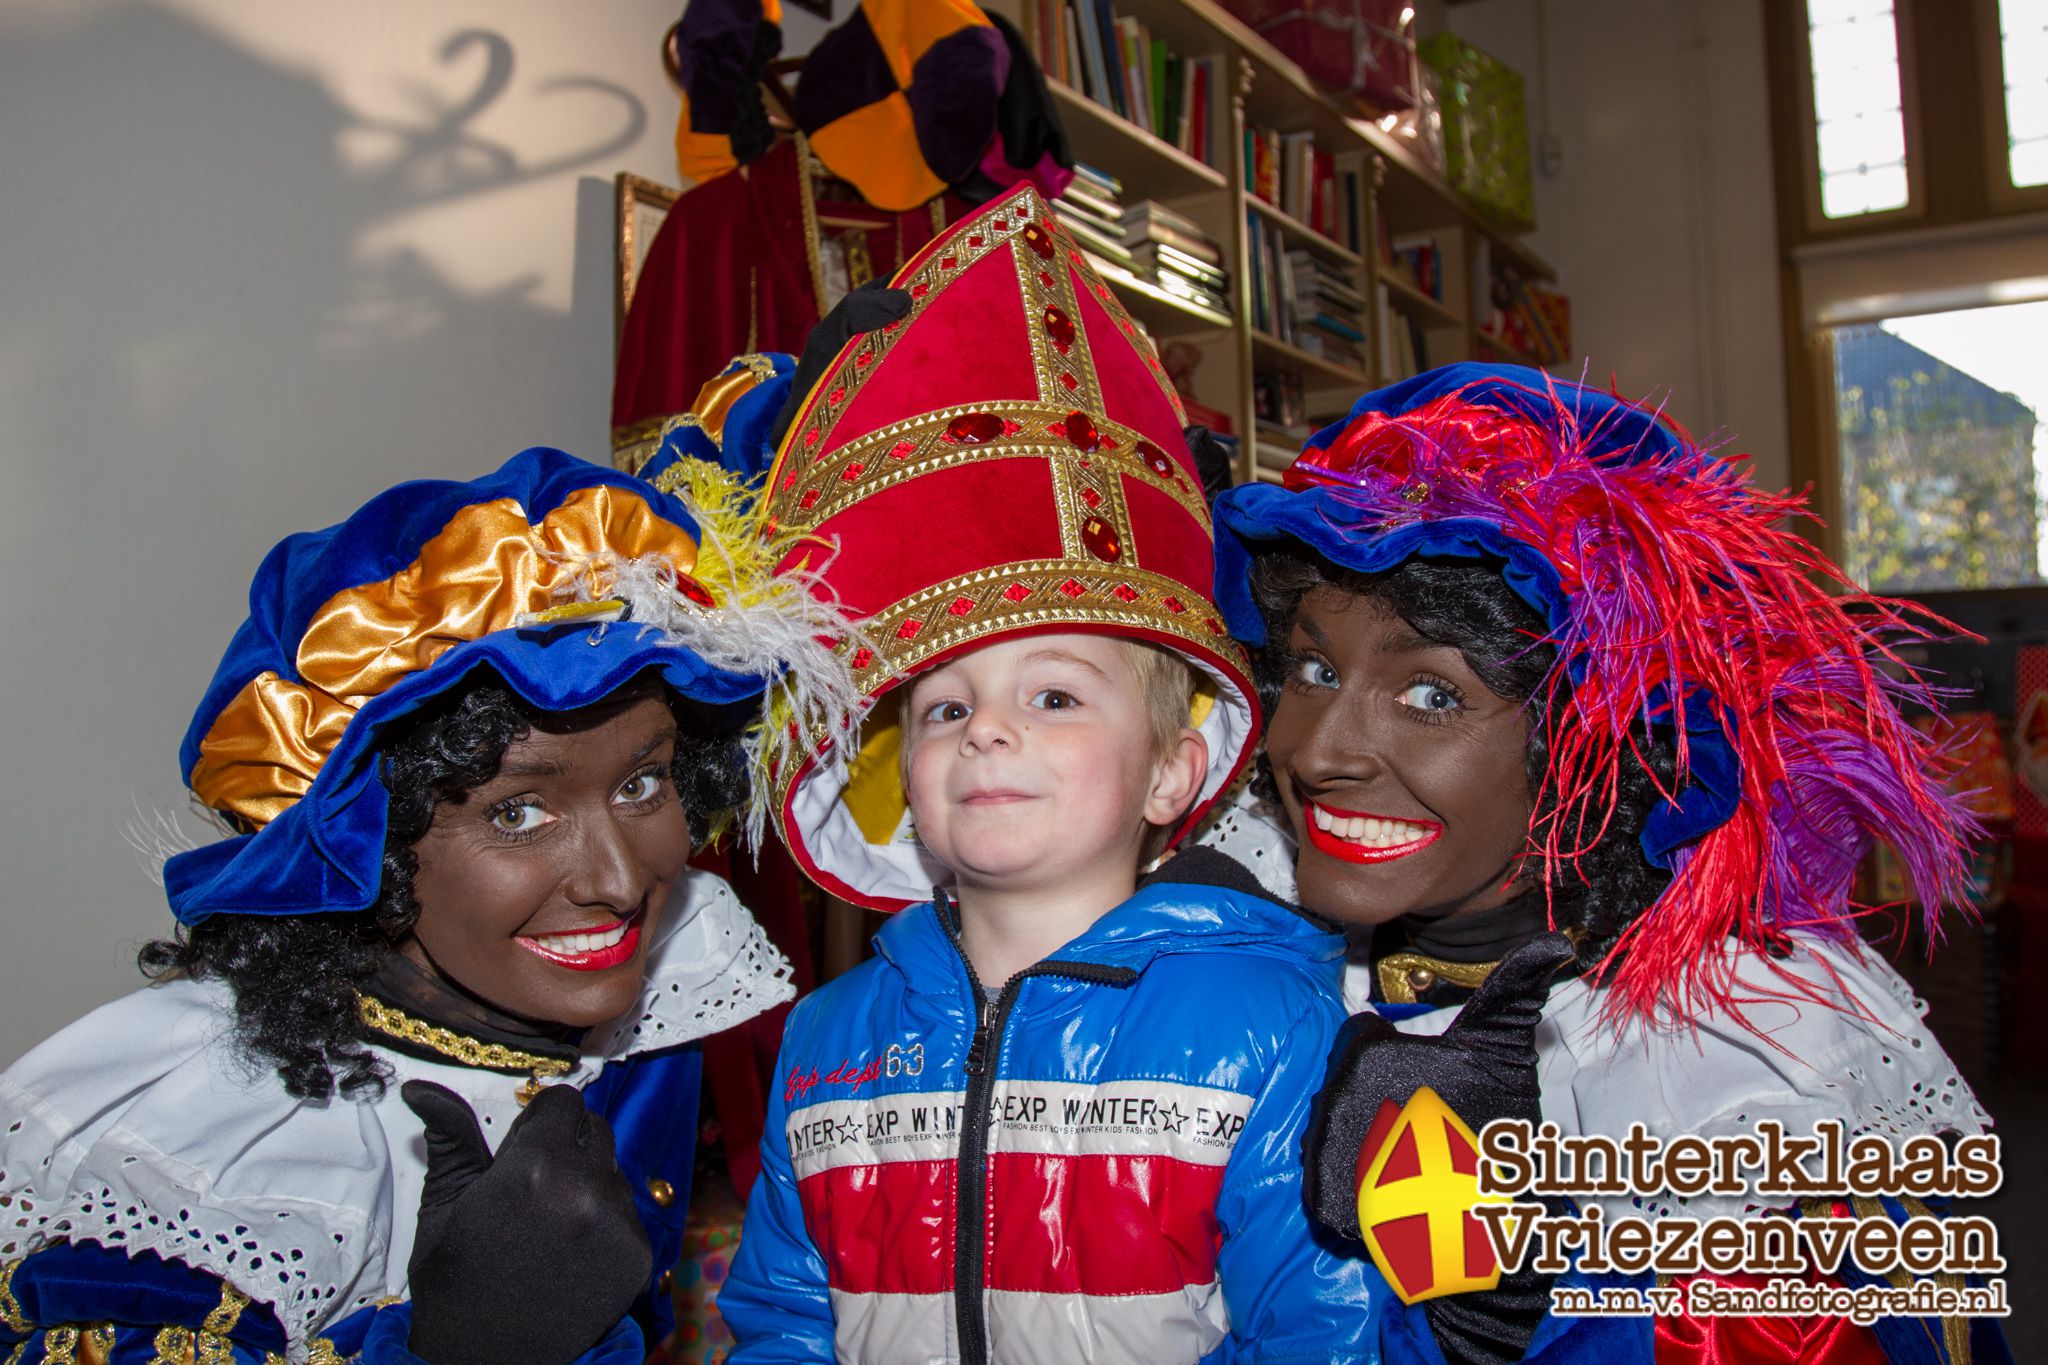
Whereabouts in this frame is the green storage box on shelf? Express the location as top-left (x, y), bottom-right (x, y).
top-left (1418, 32), bottom-right (1534, 232)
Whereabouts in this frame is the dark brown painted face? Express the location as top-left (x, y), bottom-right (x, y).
top-left (401, 692), bottom-right (688, 1029)
top-left (1263, 586), bottom-right (1537, 928)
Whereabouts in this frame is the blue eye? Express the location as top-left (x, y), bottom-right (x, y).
top-left (489, 799), bottom-right (551, 834)
top-left (1029, 688), bottom-right (1079, 711)
top-left (1291, 657), bottom-right (1340, 690)
top-left (1397, 681), bottom-right (1462, 713)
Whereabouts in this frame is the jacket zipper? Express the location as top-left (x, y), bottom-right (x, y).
top-left (940, 896), bottom-right (1134, 1365)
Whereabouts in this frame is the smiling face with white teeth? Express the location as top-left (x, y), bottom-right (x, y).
top-left (1263, 584), bottom-right (1539, 928)
top-left (400, 687), bottom-right (689, 1030)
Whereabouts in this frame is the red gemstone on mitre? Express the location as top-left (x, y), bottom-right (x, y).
top-left (1081, 487), bottom-right (1102, 509)
top-left (1058, 372), bottom-right (1080, 392)
top-left (799, 488), bottom-right (821, 511)
top-left (911, 283), bottom-right (929, 299)
top-left (1038, 271), bottom-right (1056, 288)
top-left (828, 386), bottom-right (846, 404)
top-left (1163, 596), bottom-right (1187, 614)
top-left (1064, 411), bottom-right (1101, 451)
top-left (1022, 222), bottom-right (1054, 259)
top-left (944, 412), bottom-right (1005, 444)
top-left (948, 596), bottom-right (976, 616)
top-left (1043, 305), bottom-right (1075, 352)
top-left (889, 439), bottom-right (917, 459)
top-left (855, 349), bottom-right (876, 368)
top-left (1112, 583), bottom-right (1139, 602)
top-left (850, 647), bottom-right (874, 669)
top-left (940, 254), bottom-right (957, 270)
top-left (839, 461), bottom-right (865, 482)
top-left (897, 618), bottom-right (923, 640)
top-left (1002, 583), bottom-right (1032, 602)
top-left (1057, 578), bottom-right (1086, 597)
top-left (968, 235), bottom-right (984, 248)
top-left (1135, 440), bottom-right (1177, 478)
top-left (1081, 517), bottom-right (1121, 561)
top-left (671, 570), bottom-right (716, 607)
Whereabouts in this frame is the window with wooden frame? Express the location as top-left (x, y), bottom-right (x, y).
top-left (1765, 0), bottom-right (2048, 582)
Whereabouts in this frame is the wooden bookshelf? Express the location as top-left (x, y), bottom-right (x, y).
top-left (1009, 0), bottom-right (1568, 483)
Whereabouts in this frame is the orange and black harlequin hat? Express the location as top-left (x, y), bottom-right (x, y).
top-left (762, 184), bottom-right (1258, 912)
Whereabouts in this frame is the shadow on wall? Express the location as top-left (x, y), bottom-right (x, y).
top-left (0, 3), bottom-right (654, 1056)
top-left (0, 7), bottom-right (646, 481)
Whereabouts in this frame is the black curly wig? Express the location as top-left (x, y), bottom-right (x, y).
top-left (139, 668), bottom-right (751, 1102)
top-left (1248, 548), bottom-right (1676, 971)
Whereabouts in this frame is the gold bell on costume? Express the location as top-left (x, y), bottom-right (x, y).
top-left (760, 183), bottom-right (1259, 911)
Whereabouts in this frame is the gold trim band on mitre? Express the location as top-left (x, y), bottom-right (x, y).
top-left (770, 401), bottom-right (1212, 539)
top-left (769, 187), bottom-right (1186, 504)
top-left (772, 559), bottom-right (1246, 806)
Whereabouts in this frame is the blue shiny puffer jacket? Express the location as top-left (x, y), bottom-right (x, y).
top-left (720, 848), bottom-right (1386, 1365)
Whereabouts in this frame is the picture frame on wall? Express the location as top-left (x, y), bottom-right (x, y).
top-left (615, 172), bottom-right (680, 350)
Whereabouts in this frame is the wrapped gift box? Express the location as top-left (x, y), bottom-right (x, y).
top-left (1223, 0), bottom-right (1417, 115)
top-left (1418, 32), bottom-right (1535, 232)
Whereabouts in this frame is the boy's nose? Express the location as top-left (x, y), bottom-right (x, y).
top-left (962, 701), bottom-right (1020, 752)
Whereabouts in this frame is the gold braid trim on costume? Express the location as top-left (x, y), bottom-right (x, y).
top-left (39, 1326), bottom-right (78, 1364)
top-left (0, 1260), bottom-right (25, 1333)
top-left (193, 1282), bottom-right (248, 1364)
top-left (151, 1325), bottom-right (195, 1365)
top-left (1375, 952), bottom-right (1501, 1005)
top-left (356, 994), bottom-right (571, 1104)
top-left (263, 1338), bottom-right (350, 1365)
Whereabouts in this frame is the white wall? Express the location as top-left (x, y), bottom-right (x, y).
top-left (1434, 0), bottom-right (1791, 489)
top-left (0, 0), bottom-right (710, 1062)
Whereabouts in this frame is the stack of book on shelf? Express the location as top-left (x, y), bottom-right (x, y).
top-left (1284, 252), bottom-right (1367, 371)
top-left (1381, 228), bottom-right (1446, 302)
top-left (1038, 0), bottom-right (1218, 167)
top-left (1246, 216), bottom-right (1367, 374)
top-left (1243, 123), bottom-right (1358, 249)
top-left (1253, 370), bottom-right (1309, 477)
top-left (1122, 201), bottom-right (1230, 316)
top-left (1054, 163), bottom-right (1134, 269)
top-left (1375, 285), bottom-right (1432, 380)
top-left (1474, 241), bottom-right (1571, 365)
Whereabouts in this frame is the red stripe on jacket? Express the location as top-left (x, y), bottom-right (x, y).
top-left (797, 1152), bottom-right (1226, 1296)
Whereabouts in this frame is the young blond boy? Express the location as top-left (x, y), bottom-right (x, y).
top-left (717, 187), bottom-right (1377, 1364)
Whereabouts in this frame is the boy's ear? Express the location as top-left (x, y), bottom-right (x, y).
top-left (1142, 728), bottom-right (1209, 828)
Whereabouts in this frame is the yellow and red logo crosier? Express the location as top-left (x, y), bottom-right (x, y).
top-left (1355, 1086), bottom-right (1520, 1304)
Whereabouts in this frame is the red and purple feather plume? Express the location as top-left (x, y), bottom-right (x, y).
top-left (1288, 376), bottom-right (1977, 1026)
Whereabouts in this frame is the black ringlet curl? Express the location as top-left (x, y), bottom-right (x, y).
top-left (1247, 548), bottom-right (1676, 971)
top-left (139, 668), bottom-right (749, 1102)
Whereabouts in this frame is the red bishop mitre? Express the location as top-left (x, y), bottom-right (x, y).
top-left (763, 183), bottom-right (1258, 912)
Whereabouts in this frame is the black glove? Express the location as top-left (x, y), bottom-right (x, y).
top-left (1184, 424), bottom-right (1237, 504)
top-left (1304, 933), bottom-right (1575, 1365)
top-left (769, 279), bottom-right (915, 449)
top-left (402, 1081), bottom-right (652, 1365)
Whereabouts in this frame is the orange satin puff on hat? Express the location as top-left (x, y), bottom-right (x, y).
top-left (761, 184), bottom-right (1258, 911)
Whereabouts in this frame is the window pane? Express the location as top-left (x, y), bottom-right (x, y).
top-left (2012, 137), bottom-right (2048, 185)
top-left (1834, 301), bottom-right (2048, 592)
top-left (2002, 0), bottom-right (2048, 185)
top-left (1807, 2), bottom-right (1910, 214)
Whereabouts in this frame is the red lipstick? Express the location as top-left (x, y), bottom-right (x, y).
top-left (1300, 800), bottom-right (1443, 865)
top-left (517, 915), bottom-right (642, 972)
